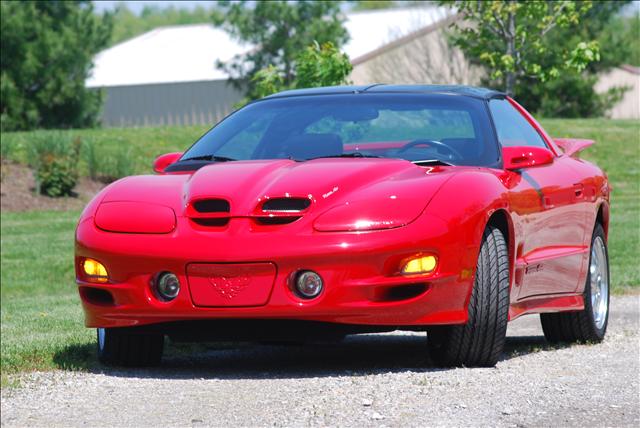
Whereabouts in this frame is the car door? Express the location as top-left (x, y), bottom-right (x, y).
top-left (489, 98), bottom-right (588, 299)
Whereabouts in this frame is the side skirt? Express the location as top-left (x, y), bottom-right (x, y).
top-left (508, 293), bottom-right (584, 321)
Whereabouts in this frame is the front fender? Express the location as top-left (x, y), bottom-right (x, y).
top-left (426, 170), bottom-right (510, 258)
top-left (423, 169), bottom-right (514, 310)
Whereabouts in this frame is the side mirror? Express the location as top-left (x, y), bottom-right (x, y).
top-left (502, 146), bottom-right (554, 171)
top-left (153, 152), bottom-right (182, 174)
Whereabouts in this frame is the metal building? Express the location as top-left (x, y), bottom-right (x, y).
top-left (88, 6), bottom-right (639, 126)
top-left (86, 7), bottom-right (452, 127)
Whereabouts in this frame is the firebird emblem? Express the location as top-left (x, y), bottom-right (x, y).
top-left (209, 275), bottom-right (251, 299)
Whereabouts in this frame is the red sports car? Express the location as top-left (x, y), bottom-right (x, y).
top-left (75, 85), bottom-right (610, 367)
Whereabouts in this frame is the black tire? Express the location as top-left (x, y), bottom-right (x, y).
top-left (97, 327), bottom-right (164, 367)
top-left (428, 225), bottom-right (510, 367)
top-left (540, 223), bottom-right (609, 343)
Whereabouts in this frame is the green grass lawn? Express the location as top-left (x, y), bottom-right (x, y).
top-left (0, 211), bottom-right (94, 385)
top-left (1, 118), bottom-right (638, 380)
top-left (542, 119), bottom-right (640, 288)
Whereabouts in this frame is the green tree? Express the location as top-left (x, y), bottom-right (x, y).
top-left (295, 42), bottom-right (353, 89)
top-left (513, 1), bottom-right (633, 117)
top-left (252, 42), bottom-right (353, 100)
top-left (624, 13), bottom-right (640, 67)
top-left (213, 0), bottom-right (349, 100)
top-left (251, 66), bottom-right (286, 100)
top-left (519, 73), bottom-right (627, 118)
top-left (110, 4), bottom-right (218, 46)
top-left (444, 1), bottom-right (599, 96)
top-left (574, 1), bottom-right (633, 72)
top-left (349, 0), bottom-right (398, 11)
top-left (0, 1), bottom-right (112, 131)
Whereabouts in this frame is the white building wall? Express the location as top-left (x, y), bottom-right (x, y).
top-left (595, 66), bottom-right (640, 119)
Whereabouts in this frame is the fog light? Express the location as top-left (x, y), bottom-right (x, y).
top-left (401, 255), bottom-right (437, 275)
top-left (82, 258), bottom-right (108, 283)
top-left (294, 270), bottom-right (323, 299)
top-left (156, 272), bottom-right (180, 301)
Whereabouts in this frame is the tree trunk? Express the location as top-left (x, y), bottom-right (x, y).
top-left (505, 72), bottom-right (516, 97)
top-left (505, 11), bottom-right (516, 96)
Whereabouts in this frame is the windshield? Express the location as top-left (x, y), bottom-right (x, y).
top-left (180, 93), bottom-right (500, 167)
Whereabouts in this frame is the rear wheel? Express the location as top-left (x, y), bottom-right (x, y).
top-left (97, 327), bottom-right (164, 367)
top-left (540, 223), bottom-right (609, 343)
top-left (428, 225), bottom-right (510, 367)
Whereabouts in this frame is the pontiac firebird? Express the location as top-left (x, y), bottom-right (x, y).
top-left (75, 85), bottom-right (610, 367)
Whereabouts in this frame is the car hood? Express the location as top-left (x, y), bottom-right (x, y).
top-left (98, 158), bottom-right (456, 228)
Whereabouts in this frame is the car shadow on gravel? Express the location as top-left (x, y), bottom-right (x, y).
top-left (53, 333), bottom-right (570, 380)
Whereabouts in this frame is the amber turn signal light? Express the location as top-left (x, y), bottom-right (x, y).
top-left (401, 255), bottom-right (437, 275)
top-left (82, 258), bottom-right (109, 283)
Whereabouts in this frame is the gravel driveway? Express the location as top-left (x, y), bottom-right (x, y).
top-left (2, 295), bottom-right (639, 427)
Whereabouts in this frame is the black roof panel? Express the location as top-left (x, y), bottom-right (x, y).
top-left (266, 84), bottom-right (505, 100)
top-left (264, 85), bottom-right (374, 98)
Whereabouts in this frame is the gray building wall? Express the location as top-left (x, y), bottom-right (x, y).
top-left (98, 79), bottom-right (243, 127)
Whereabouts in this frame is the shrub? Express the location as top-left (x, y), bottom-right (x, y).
top-left (515, 73), bottom-right (628, 118)
top-left (28, 133), bottom-right (81, 197)
top-left (0, 133), bottom-right (27, 165)
top-left (36, 155), bottom-right (80, 197)
top-left (1, 137), bottom-right (13, 182)
top-left (91, 146), bottom-right (134, 183)
top-left (1, 137), bottom-right (13, 161)
top-left (82, 138), bottom-right (134, 183)
top-left (112, 146), bottom-right (134, 181)
top-left (83, 139), bottom-right (99, 181)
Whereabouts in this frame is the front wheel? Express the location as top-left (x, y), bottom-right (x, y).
top-left (97, 327), bottom-right (164, 367)
top-left (540, 223), bottom-right (609, 343)
top-left (427, 225), bottom-right (510, 367)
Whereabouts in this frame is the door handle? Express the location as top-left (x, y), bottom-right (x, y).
top-left (573, 183), bottom-right (584, 198)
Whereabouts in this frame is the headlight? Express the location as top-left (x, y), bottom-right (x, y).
top-left (95, 201), bottom-right (176, 234)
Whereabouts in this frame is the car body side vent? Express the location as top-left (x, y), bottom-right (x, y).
top-left (193, 199), bottom-right (230, 213)
top-left (262, 198), bottom-right (311, 213)
top-left (191, 218), bottom-right (230, 227)
top-left (255, 216), bottom-right (301, 225)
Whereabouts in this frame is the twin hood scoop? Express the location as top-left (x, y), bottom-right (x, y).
top-left (99, 158), bottom-right (454, 229)
top-left (187, 195), bottom-right (310, 226)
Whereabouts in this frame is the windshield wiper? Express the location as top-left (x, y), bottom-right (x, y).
top-left (304, 152), bottom-right (381, 161)
top-left (179, 154), bottom-right (237, 163)
top-left (411, 159), bottom-right (454, 167)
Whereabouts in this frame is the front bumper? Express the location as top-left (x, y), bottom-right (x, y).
top-left (75, 213), bottom-right (478, 328)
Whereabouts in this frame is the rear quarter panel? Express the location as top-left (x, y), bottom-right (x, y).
top-left (564, 156), bottom-right (610, 243)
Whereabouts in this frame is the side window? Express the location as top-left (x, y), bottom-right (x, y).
top-left (489, 99), bottom-right (547, 148)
